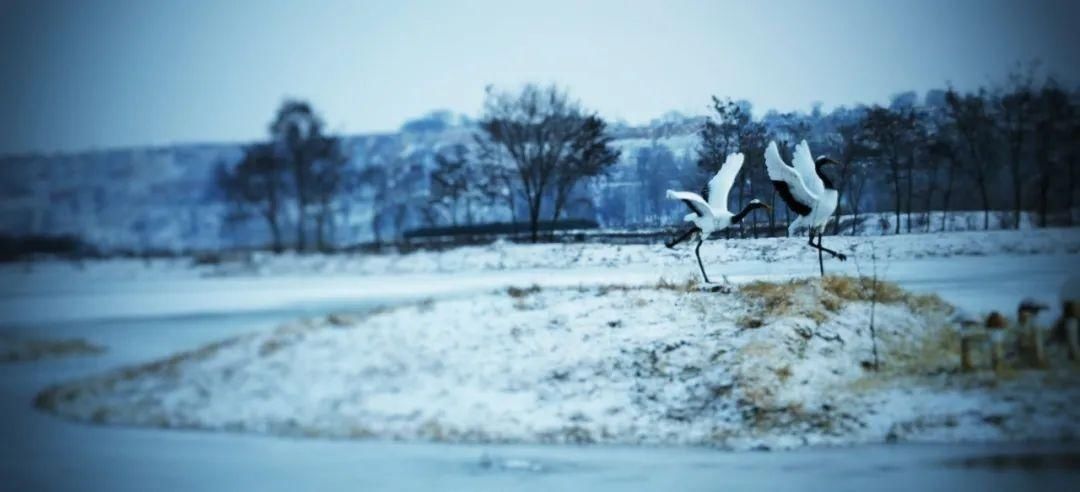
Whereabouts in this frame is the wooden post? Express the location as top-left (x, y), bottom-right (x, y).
top-left (957, 317), bottom-right (982, 372)
top-left (1034, 322), bottom-right (1047, 367)
top-left (961, 336), bottom-right (975, 372)
top-left (1066, 301), bottom-right (1079, 361)
top-left (1017, 300), bottom-right (1048, 368)
top-left (986, 311), bottom-right (1007, 373)
top-left (1016, 310), bottom-right (1031, 362)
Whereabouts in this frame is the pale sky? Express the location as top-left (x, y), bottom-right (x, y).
top-left (1, 0), bottom-right (1078, 155)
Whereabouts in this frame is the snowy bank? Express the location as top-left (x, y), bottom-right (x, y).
top-left (4, 228), bottom-right (1078, 281)
top-left (35, 277), bottom-right (1080, 450)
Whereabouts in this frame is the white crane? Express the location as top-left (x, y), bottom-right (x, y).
top-left (665, 152), bottom-right (770, 283)
top-left (765, 140), bottom-right (847, 276)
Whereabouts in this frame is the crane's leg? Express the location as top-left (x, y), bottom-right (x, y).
top-left (816, 232), bottom-right (824, 276)
top-left (816, 233), bottom-right (847, 261)
top-left (806, 231), bottom-right (825, 276)
top-left (666, 226), bottom-right (699, 249)
top-left (695, 238), bottom-right (711, 284)
top-left (806, 231), bottom-right (847, 274)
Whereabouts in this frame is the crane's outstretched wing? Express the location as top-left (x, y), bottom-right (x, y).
top-left (666, 190), bottom-right (713, 218)
top-left (792, 140), bottom-right (825, 198)
top-left (705, 152), bottom-right (743, 213)
top-left (764, 141), bottom-right (816, 217)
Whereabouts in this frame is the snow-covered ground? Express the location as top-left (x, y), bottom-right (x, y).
top-left (183, 227), bottom-right (1080, 277)
top-left (3, 228), bottom-right (1080, 489)
top-left (4, 227), bottom-right (1076, 281)
top-left (33, 277), bottom-right (1080, 450)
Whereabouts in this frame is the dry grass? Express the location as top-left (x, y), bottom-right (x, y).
top-left (738, 276), bottom-right (952, 325)
top-left (738, 279), bottom-right (812, 319)
top-left (876, 322), bottom-right (961, 375)
top-left (35, 333), bottom-right (247, 413)
top-left (821, 275), bottom-right (951, 316)
top-left (591, 277), bottom-right (703, 297)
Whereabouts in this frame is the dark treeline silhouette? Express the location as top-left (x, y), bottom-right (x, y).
top-left (474, 84), bottom-right (621, 242)
top-left (215, 100), bottom-right (349, 252)
top-left (678, 65), bottom-right (1079, 238)
top-left (215, 86), bottom-right (622, 250)
top-left (211, 66), bottom-right (1078, 253)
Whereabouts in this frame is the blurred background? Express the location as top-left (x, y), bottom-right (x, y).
top-left (0, 0), bottom-right (1078, 257)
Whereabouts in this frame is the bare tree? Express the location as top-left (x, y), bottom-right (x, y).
top-left (215, 143), bottom-right (287, 252)
top-left (551, 115), bottom-right (620, 223)
top-left (1031, 82), bottom-right (1074, 227)
top-left (697, 97), bottom-right (748, 173)
top-left (843, 159), bottom-right (873, 235)
top-left (927, 134), bottom-right (959, 232)
top-left (363, 159), bottom-right (419, 248)
top-left (997, 67), bottom-right (1036, 228)
top-left (945, 88), bottom-right (998, 230)
top-left (634, 142), bottom-right (674, 225)
top-left (476, 84), bottom-right (618, 242)
top-left (859, 106), bottom-right (914, 234)
top-left (428, 144), bottom-right (472, 226)
top-left (825, 118), bottom-right (869, 234)
top-left (309, 135), bottom-right (350, 251)
top-left (270, 100), bottom-right (331, 251)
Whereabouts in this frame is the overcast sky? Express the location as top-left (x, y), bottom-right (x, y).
top-left (1, 0), bottom-right (1078, 155)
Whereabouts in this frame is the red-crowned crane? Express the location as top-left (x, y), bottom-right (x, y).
top-left (765, 140), bottom-right (847, 276)
top-left (665, 152), bottom-right (770, 283)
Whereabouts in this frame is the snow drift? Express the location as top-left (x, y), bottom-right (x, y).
top-left (35, 277), bottom-right (1080, 450)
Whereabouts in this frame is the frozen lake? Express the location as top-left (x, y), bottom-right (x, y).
top-left (2, 252), bottom-right (1078, 490)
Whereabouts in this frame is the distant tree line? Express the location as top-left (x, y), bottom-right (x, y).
top-left (215, 85), bottom-right (622, 251)
top-left (215, 65), bottom-right (1078, 252)
top-left (681, 64), bottom-right (1079, 237)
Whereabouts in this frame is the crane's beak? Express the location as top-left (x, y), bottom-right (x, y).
top-left (816, 157), bottom-right (840, 167)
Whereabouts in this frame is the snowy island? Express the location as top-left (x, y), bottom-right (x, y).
top-left (33, 266), bottom-right (1080, 451)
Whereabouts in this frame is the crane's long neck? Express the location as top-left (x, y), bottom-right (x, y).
top-left (816, 166), bottom-right (835, 190)
top-left (732, 201), bottom-right (768, 224)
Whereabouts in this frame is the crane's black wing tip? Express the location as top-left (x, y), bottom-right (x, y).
top-left (681, 199), bottom-right (704, 217)
top-left (771, 180), bottom-right (812, 216)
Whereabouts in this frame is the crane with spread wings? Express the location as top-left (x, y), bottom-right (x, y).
top-left (665, 152), bottom-right (770, 283)
top-left (764, 140), bottom-right (847, 276)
